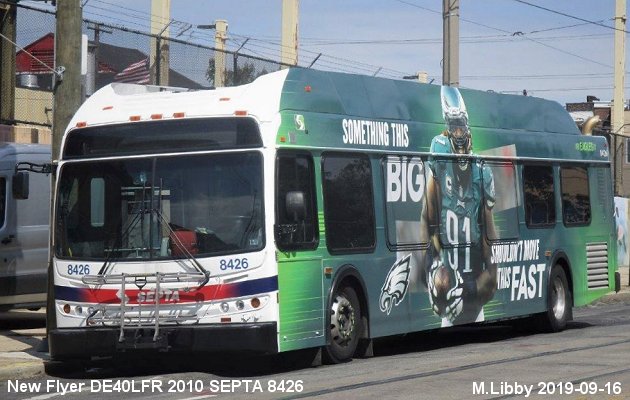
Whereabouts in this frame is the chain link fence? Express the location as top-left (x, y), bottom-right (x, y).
top-left (2, 2), bottom-right (288, 128)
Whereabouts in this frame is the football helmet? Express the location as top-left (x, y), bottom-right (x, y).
top-left (441, 86), bottom-right (472, 160)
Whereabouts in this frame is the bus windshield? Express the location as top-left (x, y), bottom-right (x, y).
top-left (55, 152), bottom-right (264, 261)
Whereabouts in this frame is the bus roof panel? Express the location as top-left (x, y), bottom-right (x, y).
top-left (281, 69), bottom-right (579, 136)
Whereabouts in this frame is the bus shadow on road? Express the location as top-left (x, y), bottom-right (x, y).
top-left (44, 349), bottom-right (321, 379)
top-left (372, 319), bottom-right (593, 358)
top-left (0, 310), bottom-right (46, 331)
top-left (0, 310), bottom-right (47, 358)
top-left (43, 320), bottom-right (595, 379)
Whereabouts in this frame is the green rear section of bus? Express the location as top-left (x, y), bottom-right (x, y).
top-left (273, 69), bottom-right (616, 352)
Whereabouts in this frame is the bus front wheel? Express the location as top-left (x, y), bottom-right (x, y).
top-left (324, 285), bottom-right (362, 363)
top-left (540, 265), bottom-right (572, 332)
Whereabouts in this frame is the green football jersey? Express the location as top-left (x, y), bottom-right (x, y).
top-left (430, 134), bottom-right (495, 323)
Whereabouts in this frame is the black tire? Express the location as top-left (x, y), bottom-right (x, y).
top-left (323, 286), bottom-right (362, 364)
top-left (539, 265), bottom-right (572, 332)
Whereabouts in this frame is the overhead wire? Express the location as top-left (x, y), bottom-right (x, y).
top-left (81, 0), bottom-right (413, 78)
top-left (393, 0), bottom-right (613, 70)
top-left (512, 0), bottom-right (626, 34)
top-left (14, 0), bottom-right (619, 86)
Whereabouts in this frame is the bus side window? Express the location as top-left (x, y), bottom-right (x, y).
top-left (482, 161), bottom-right (519, 240)
top-left (560, 166), bottom-right (591, 226)
top-left (383, 155), bottom-right (427, 249)
top-left (275, 152), bottom-right (319, 250)
top-left (523, 165), bottom-right (556, 228)
top-left (322, 152), bottom-right (375, 254)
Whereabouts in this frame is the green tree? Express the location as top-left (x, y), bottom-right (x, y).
top-left (206, 58), bottom-right (269, 87)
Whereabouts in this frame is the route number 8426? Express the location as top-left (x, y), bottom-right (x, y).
top-left (67, 264), bottom-right (90, 275)
top-left (219, 258), bottom-right (249, 270)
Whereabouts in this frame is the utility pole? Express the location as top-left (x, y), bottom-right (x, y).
top-left (53, 0), bottom-right (82, 161)
top-left (281, 0), bottom-right (299, 68)
top-left (47, 0), bottom-right (82, 341)
top-left (442, 0), bottom-right (459, 86)
top-left (214, 19), bottom-right (227, 87)
top-left (0, 1), bottom-right (17, 125)
top-left (613, 0), bottom-right (626, 195)
top-left (151, 0), bottom-right (170, 86)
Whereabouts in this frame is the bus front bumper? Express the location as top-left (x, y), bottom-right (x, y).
top-left (49, 322), bottom-right (278, 360)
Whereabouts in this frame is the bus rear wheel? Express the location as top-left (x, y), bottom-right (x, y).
top-left (539, 265), bottom-right (572, 332)
top-left (324, 286), bottom-right (362, 363)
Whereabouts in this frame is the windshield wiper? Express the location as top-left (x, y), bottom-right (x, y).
top-left (97, 211), bottom-right (143, 276)
top-left (154, 208), bottom-right (211, 288)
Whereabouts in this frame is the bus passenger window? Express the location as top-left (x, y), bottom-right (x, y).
top-left (275, 152), bottom-right (318, 250)
top-left (383, 155), bottom-right (427, 249)
top-left (483, 161), bottom-right (519, 240)
top-left (322, 153), bottom-right (375, 254)
top-left (523, 165), bottom-right (555, 227)
top-left (560, 166), bottom-right (591, 226)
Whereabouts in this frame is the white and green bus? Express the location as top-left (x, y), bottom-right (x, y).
top-left (47, 68), bottom-right (619, 363)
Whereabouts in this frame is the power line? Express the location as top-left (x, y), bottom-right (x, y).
top-left (227, 32), bottom-right (409, 77)
top-left (295, 33), bottom-right (610, 47)
top-left (393, 0), bottom-right (613, 69)
top-left (77, 0), bottom-right (415, 78)
top-left (392, 0), bottom-right (513, 34)
top-left (512, 0), bottom-right (627, 33)
top-left (0, 30), bottom-right (60, 76)
top-left (529, 20), bottom-right (609, 34)
top-left (501, 86), bottom-right (625, 94)
top-left (524, 36), bottom-right (612, 69)
top-left (462, 72), bottom-right (615, 81)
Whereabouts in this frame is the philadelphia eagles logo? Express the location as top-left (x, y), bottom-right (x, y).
top-left (379, 255), bottom-right (412, 315)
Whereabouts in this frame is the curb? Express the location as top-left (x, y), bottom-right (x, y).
top-left (595, 289), bottom-right (630, 304)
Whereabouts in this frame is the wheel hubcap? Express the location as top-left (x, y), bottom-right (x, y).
top-left (330, 294), bottom-right (356, 347)
top-left (552, 277), bottom-right (566, 321)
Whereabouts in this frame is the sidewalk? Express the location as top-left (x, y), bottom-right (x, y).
top-left (598, 264), bottom-right (630, 304)
top-left (0, 267), bottom-right (629, 381)
top-left (0, 309), bottom-right (47, 380)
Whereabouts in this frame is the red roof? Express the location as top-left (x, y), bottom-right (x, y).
top-left (16, 33), bottom-right (54, 74)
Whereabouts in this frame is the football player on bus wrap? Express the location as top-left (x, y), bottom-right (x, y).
top-left (425, 86), bottom-right (498, 326)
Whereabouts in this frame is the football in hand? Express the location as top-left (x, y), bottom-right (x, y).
top-left (432, 264), bottom-right (452, 311)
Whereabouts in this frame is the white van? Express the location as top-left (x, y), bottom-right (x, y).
top-left (0, 143), bottom-right (50, 311)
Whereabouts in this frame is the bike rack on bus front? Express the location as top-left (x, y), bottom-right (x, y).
top-left (82, 272), bottom-right (206, 347)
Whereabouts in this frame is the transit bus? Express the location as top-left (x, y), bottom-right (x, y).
top-left (46, 68), bottom-right (619, 363)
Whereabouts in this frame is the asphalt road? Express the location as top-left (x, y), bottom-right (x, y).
top-left (2, 299), bottom-right (630, 400)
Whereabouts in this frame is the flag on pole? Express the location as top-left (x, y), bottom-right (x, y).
top-left (114, 58), bottom-right (150, 84)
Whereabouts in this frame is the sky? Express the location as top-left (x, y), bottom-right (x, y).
top-left (19, 0), bottom-right (627, 106)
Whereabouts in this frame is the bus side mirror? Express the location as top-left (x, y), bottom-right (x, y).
top-left (286, 191), bottom-right (306, 221)
top-left (12, 172), bottom-right (29, 200)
